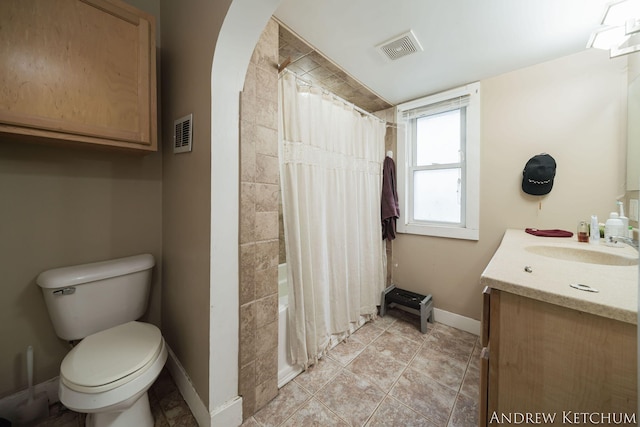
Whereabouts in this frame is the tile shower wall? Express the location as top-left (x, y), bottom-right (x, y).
top-left (240, 19), bottom-right (396, 420)
top-left (239, 18), bottom-right (280, 419)
top-left (279, 26), bottom-right (392, 114)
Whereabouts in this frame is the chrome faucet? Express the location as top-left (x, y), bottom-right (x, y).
top-left (606, 235), bottom-right (639, 251)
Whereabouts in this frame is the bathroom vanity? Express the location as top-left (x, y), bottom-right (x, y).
top-left (479, 229), bottom-right (638, 426)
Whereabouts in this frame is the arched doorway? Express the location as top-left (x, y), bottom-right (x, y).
top-left (209, 0), bottom-right (282, 424)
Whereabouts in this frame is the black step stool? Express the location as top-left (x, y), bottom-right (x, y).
top-left (380, 285), bottom-right (433, 334)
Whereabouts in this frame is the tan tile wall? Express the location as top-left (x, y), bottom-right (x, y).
top-left (279, 26), bottom-right (392, 113)
top-left (239, 20), bottom-right (395, 419)
top-left (239, 18), bottom-right (280, 419)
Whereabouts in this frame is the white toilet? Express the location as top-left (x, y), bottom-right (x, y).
top-left (37, 254), bottom-right (167, 427)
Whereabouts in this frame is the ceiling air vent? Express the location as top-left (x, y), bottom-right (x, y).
top-left (174, 114), bottom-right (193, 154)
top-left (377, 30), bottom-right (423, 61)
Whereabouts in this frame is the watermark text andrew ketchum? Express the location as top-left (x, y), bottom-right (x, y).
top-left (489, 411), bottom-right (636, 425)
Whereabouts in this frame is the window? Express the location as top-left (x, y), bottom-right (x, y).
top-left (396, 82), bottom-right (480, 240)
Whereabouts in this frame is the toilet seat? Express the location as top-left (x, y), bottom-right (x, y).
top-left (61, 321), bottom-right (163, 394)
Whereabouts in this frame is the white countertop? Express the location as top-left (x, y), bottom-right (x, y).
top-left (480, 229), bottom-right (639, 324)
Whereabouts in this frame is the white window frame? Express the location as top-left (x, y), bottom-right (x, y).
top-left (396, 82), bottom-right (480, 240)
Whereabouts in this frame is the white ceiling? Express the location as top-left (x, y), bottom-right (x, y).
top-left (274, 0), bottom-right (611, 105)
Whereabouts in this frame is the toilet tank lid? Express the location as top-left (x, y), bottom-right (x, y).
top-left (37, 254), bottom-right (155, 289)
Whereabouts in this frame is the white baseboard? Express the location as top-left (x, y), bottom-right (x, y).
top-left (432, 307), bottom-right (481, 336)
top-left (165, 345), bottom-right (243, 427)
top-left (0, 376), bottom-right (59, 423)
top-left (210, 396), bottom-right (243, 427)
top-left (165, 345), bottom-right (211, 426)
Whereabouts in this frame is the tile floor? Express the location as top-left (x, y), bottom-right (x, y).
top-left (31, 368), bottom-right (198, 427)
top-left (32, 309), bottom-right (480, 427)
top-left (243, 308), bottom-right (481, 427)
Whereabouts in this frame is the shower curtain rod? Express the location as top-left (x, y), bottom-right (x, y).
top-left (279, 69), bottom-right (387, 126)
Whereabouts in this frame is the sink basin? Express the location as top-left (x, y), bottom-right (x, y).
top-left (525, 245), bottom-right (638, 266)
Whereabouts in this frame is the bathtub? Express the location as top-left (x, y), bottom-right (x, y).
top-left (277, 263), bottom-right (303, 387)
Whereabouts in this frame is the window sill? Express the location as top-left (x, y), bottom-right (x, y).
top-left (398, 223), bottom-right (479, 241)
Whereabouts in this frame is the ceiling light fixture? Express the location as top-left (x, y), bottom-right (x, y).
top-left (587, 0), bottom-right (640, 57)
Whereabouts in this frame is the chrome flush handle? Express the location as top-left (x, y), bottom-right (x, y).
top-left (52, 287), bottom-right (76, 296)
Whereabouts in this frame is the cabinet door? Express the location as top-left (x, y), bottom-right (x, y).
top-left (489, 291), bottom-right (637, 419)
top-left (0, 0), bottom-right (157, 151)
top-left (479, 286), bottom-right (493, 427)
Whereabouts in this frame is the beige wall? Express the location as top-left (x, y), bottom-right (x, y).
top-left (0, 0), bottom-right (163, 400)
top-left (392, 49), bottom-right (628, 320)
top-left (160, 0), bottom-right (234, 406)
top-left (0, 140), bottom-right (163, 398)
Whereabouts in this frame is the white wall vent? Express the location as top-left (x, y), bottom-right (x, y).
top-left (377, 30), bottom-right (423, 61)
top-left (173, 114), bottom-right (193, 153)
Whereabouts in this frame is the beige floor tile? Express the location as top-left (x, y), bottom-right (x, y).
top-left (368, 330), bottom-right (421, 365)
top-left (390, 368), bottom-right (457, 426)
top-left (159, 389), bottom-right (193, 423)
top-left (447, 393), bottom-right (479, 427)
top-left (386, 316), bottom-right (430, 344)
top-left (459, 364), bottom-right (481, 400)
top-left (315, 369), bottom-right (386, 426)
top-left (326, 338), bottom-right (366, 366)
top-left (346, 346), bottom-right (406, 392)
top-left (253, 381), bottom-right (311, 427)
top-left (152, 401), bottom-right (170, 427)
top-left (469, 342), bottom-right (482, 371)
top-left (32, 408), bottom-right (79, 427)
top-left (409, 346), bottom-right (467, 391)
top-left (281, 398), bottom-right (349, 426)
top-left (168, 412), bottom-right (198, 426)
top-left (366, 396), bottom-right (438, 427)
top-left (152, 369), bottom-right (180, 401)
top-left (371, 313), bottom-right (397, 330)
top-left (240, 417), bottom-right (261, 426)
top-left (351, 321), bottom-right (385, 345)
top-left (423, 333), bottom-right (474, 364)
top-left (294, 357), bottom-right (343, 394)
top-left (432, 323), bottom-right (478, 346)
top-left (252, 316), bottom-right (481, 426)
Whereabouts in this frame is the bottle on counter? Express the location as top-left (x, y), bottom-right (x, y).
top-left (617, 201), bottom-right (629, 233)
top-left (589, 215), bottom-right (599, 244)
top-left (577, 221), bottom-right (589, 243)
top-left (604, 212), bottom-right (625, 245)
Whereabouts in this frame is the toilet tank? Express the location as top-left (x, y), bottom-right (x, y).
top-left (36, 254), bottom-right (155, 341)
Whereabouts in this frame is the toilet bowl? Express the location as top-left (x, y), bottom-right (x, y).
top-left (58, 322), bottom-right (167, 427)
top-left (36, 254), bottom-right (167, 427)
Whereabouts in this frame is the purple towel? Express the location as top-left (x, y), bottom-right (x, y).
top-left (381, 156), bottom-right (400, 241)
top-left (525, 228), bottom-right (573, 237)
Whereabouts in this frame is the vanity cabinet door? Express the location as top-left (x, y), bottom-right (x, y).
top-left (479, 286), bottom-right (492, 427)
top-left (0, 0), bottom-right (157, 152)
top-left (484, 290), bottom-right (637, 424)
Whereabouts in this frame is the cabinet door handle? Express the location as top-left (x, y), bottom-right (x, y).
top-left (480, 346), bottom-right (489, 360)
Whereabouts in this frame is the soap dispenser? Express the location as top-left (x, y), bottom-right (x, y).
top-left (617, 201), bottom-right (629, 233)
top-left (604, 212), bottom-right (624, 245)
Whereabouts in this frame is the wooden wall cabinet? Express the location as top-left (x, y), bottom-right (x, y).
top-left (480, 287), bottom-right (637, 426)
top-left (0, 0), bottom-right (157, 152)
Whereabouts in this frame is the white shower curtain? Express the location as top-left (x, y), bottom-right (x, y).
top-left (279, 71), bottom-right (386, 368)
